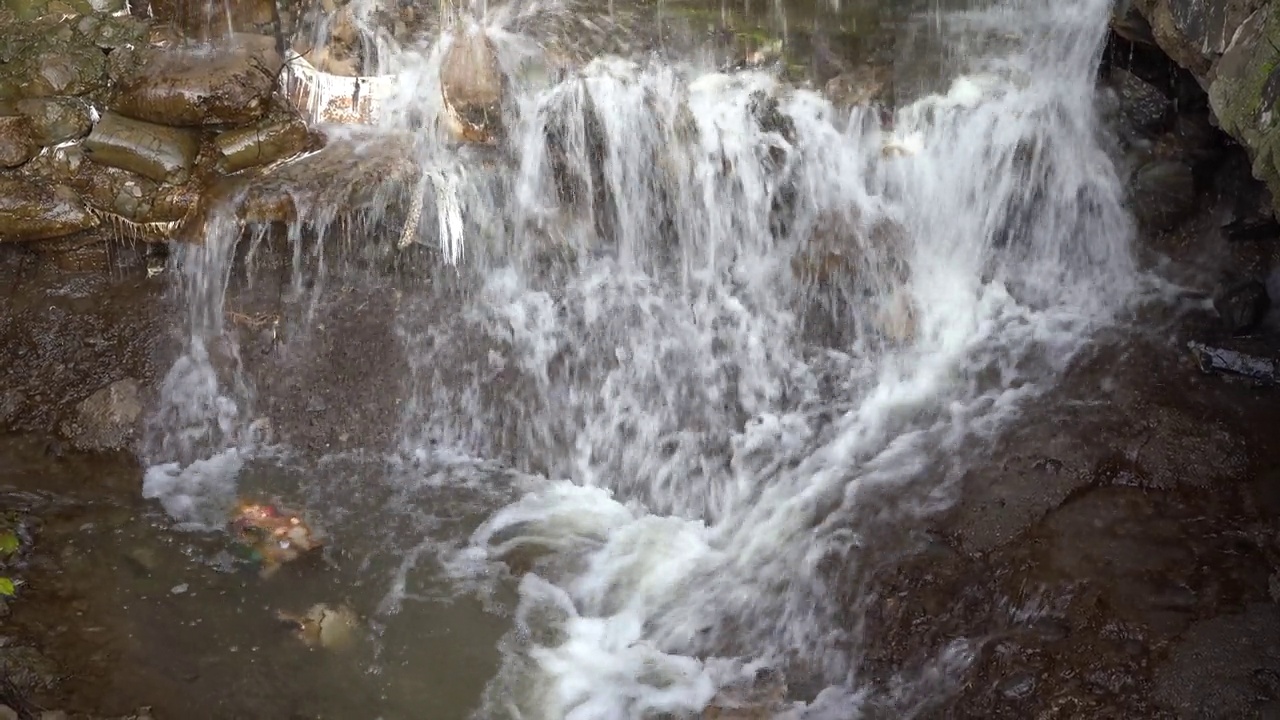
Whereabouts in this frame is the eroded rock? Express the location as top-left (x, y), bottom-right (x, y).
top-left (58, 378), bottom-right (143, 452)
top-left (213, 115), bottom-right (311, 173)
top-left (0, 115), bottom-right (36, 168)
top-left (440, 27), bottom-right (507, 144)
top-left (0, 177), bottom-right (97, 242)
top-left (83, 111), bottom-right (200, 185)
top-left (110, 36), bottom-right (284, 127)
top-left (11, 96), bottom-right (93, 145)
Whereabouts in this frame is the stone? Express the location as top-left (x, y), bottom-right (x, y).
top-left (824, 64), bottom-right (893, 109)
top-left (440, 27), bottom-right (506, 144)
top-left (1110, 68), bottom-right (1173, 135)
top-left (213, 115), bottom-right (311, 173)
top-left (4, 37), bottom-right (108, 98)
top-left (0, 177), bottom-right (98, 242)
top-left (1112, 0), bottom-right (1157, 45)
top-left (1129, 159), bottom-right (1196, 230)
top-left (58, 378), bottom-right (143, 452)
top-left (1214, 278), bottom-right (1270, 335)
top-left (38, 711), bottom-right (68, 720)
top-left (1134, 0), bottom-right (1265, 77)
top-left (110, 35), bottom-right (284, 127)
top-left (81, 14), bottom-right (149, 50)
top-left (0, 706), bottom-right (16, 720)
top-left (0, 114), bottom-right (35, 168)
top-left (83, 111), bottom-right (200, 185)
top-left (12, 96), bottom-right (93, 145)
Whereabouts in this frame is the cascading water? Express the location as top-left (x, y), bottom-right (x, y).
top-left (142, 0), bottom-right (1138, 715)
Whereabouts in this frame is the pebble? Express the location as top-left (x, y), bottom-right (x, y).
top-left (170, 583), bottom-right (189, 594)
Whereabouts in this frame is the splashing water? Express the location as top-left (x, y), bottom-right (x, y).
top-left (144, 0), bottom-right (1136, 715)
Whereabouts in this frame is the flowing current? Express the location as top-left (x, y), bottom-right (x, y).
top-left (142, 0), bottom-right (1137, 715)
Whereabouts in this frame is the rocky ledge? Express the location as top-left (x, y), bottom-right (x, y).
top-left (1116, 0), bottom-right (1280, 225)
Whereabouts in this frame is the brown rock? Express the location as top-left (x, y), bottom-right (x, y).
top-left (110, 35), bottom-right (284, 127)
top-left (824, 64), bottom-right (893, 109)
top-left (83, 111), bottom-right (201, 185)
top-left (213, 115), bottom-right (311, 173)
top-left (0, 177), bottom-right (98, 242)
top-left (440, 27), bottom-right (506, 144)
top-left (0, 115), bottom-right (35, 168)
top-left (12, 96), bottom-right (92, 144)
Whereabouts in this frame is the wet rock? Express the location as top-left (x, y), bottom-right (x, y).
top-left (0, 706), bottom-right (15, 720)
top-left (0, 115), bottom-right (35, 168)
top-left (83, 111), bottom-right (200, 185)
top-left (440, 27), bottom-right (506, 144)
top-left (58, 378), bottom-right (143, 452)
top-left (78, 13), bottom-right (149, 50)
top-left (10, 97), bottom-right (93, 145)
top-left (1153, 604), bottom-right (1280, 718)
top-left (2, 33), bottom-right (108, 99)
top-left (824, 64), bottom-right (893, 110)
top-left (1112, 0), bottom-right (1157, 45)
top-left (213, 115), bottom-right (311, 174)
top-left (1133, 0), bottom-right (1265, 77)
top-left (1189, 341), bottom-right (1278, 383)
top-left (702, 668), bottom-right (788, 719)
top-left (1129, 159), bottom-right (1195, 231)
top-left (0, 177), bottom-right (98, 242)
top-left (0, 645), bottom-right (59, 693)
top-left (1213, 279), bottom-right (1270, 335)
top-left (1109, 68), bottom-right (1172, 135)
top-left (996, 671), bottom-right (1037, 700)
top-left (110, 36), bottom-right (284, 127)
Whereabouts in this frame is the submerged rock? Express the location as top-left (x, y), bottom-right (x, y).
top-left (110, 36), bottom-right (284, 126)
top-left (1213, 279), bottom-right (1270, 335)
top-left (83, 111), bottom-right (200, 185)
top-left (0, 177), bottom-right (97, 242)
top-left (0, 115), bottom-right (35, 168)
top-left (58, 378), bottom-right (143, 452)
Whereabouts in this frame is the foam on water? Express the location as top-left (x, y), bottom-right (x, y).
top-left (144, 0), bottom-right (1138, 714)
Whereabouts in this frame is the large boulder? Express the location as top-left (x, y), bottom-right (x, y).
top-left (58, 378), bottom-right (143, 452)
top-left (109, 35), bottom-right (284, 126)
top-left (0, 177), bottom-right (98, 242)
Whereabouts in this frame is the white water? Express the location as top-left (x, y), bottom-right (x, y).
top-left (143, 0), bottom-right (1138, 715)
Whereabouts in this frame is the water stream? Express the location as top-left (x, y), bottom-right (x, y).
top-left (138, 0), bottom-right (1140, 715)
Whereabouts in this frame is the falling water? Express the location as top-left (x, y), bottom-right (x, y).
top-left (143, 0), bottom-right (1136, 715)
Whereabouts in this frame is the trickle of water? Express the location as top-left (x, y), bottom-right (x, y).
top-left (144, 0), bottom-right (1137, 715)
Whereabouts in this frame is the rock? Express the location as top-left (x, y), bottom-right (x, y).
top-left (1213, 279), bottom-right (1270, 335)
top-left (3, 34), bottom-right (108, 98)
top-left (1109, 68), bottom-right (1173, 135)
top-left (10, 96), bottom-right (93, 145)
top-left (1133, 0), bottom-right (1266, 77)
top-left (78, 13), bottom-right (149, 50)
top-left (0, 706), bottom-right (16, 720)
top-left (1112, 0), bottom-right (1157, 45)
top-left (38, 712), bottom-right (68, 720)
top-left (1129, 159), bottom-right (1196, 230)
top-left (110, 36), bottom-right (284, 127)
top-left (824, 64), bottom-right (893, 109)
top-left (83, 111), bottom-right (200, 185)
top-left (58, 378), bottom-right (143, 452)
top-left (702, 668), bottom-right (788, 719)
top-left (440, 27), bottom-right (506, 144)
top-left (213, 115), bottom-right (311, 173)
top-left (1190, 341), bottom-right (1278, 383)
top-left (0, 177), bottom-right (98, 242)
top-left (0, 115), bottom-right (35, 168)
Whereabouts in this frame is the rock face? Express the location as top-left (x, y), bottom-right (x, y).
top-left (1130, 0), bottom-right (1280, 217)
top-left (0, 178), bottom-right (98, 242)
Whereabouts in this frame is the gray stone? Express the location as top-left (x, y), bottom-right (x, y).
top-left (58, 378), bottom-right (143, 452)
top-left (1129, 159), bottom-right (1196, 231)
top-left (1135, 0), bottom-right (1266, 77)
top-left (1110, 68), bottom-right (1173, 134)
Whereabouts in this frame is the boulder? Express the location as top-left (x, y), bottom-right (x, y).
top-left (1133, 0), bottom-right (1266, 78)
top-left (1112, 0), bottom-right (1157, 45)
top-left (110, 35), bottom-right (284, 127)
top-left (1204, 3), bottom-right (1280, 218)
top-left (1213, 278), bottom-right (1270, 335)
top-left (1129, 159), bottom-right (1196, 230)
top-left (213, 115), bottom-right (311, 173)
top-left (824, 64), bottom-right (893, 110)
top-left (9, 96), bottom-right (93, 144)
top-left (0, 115), bottom-right (35, 168)
top-left (440, 27), bottom-right (507, 144)
top-left (0, 33), bottom-right (108, 98)
top-left (1109, 67), bottom-right (1173, 135)
top-left (58, 378), bottom-right (143, 452)
top-left (0, 177), bottom-right (98, 242)
top-left (83, 111), bottom-right (200, 185)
